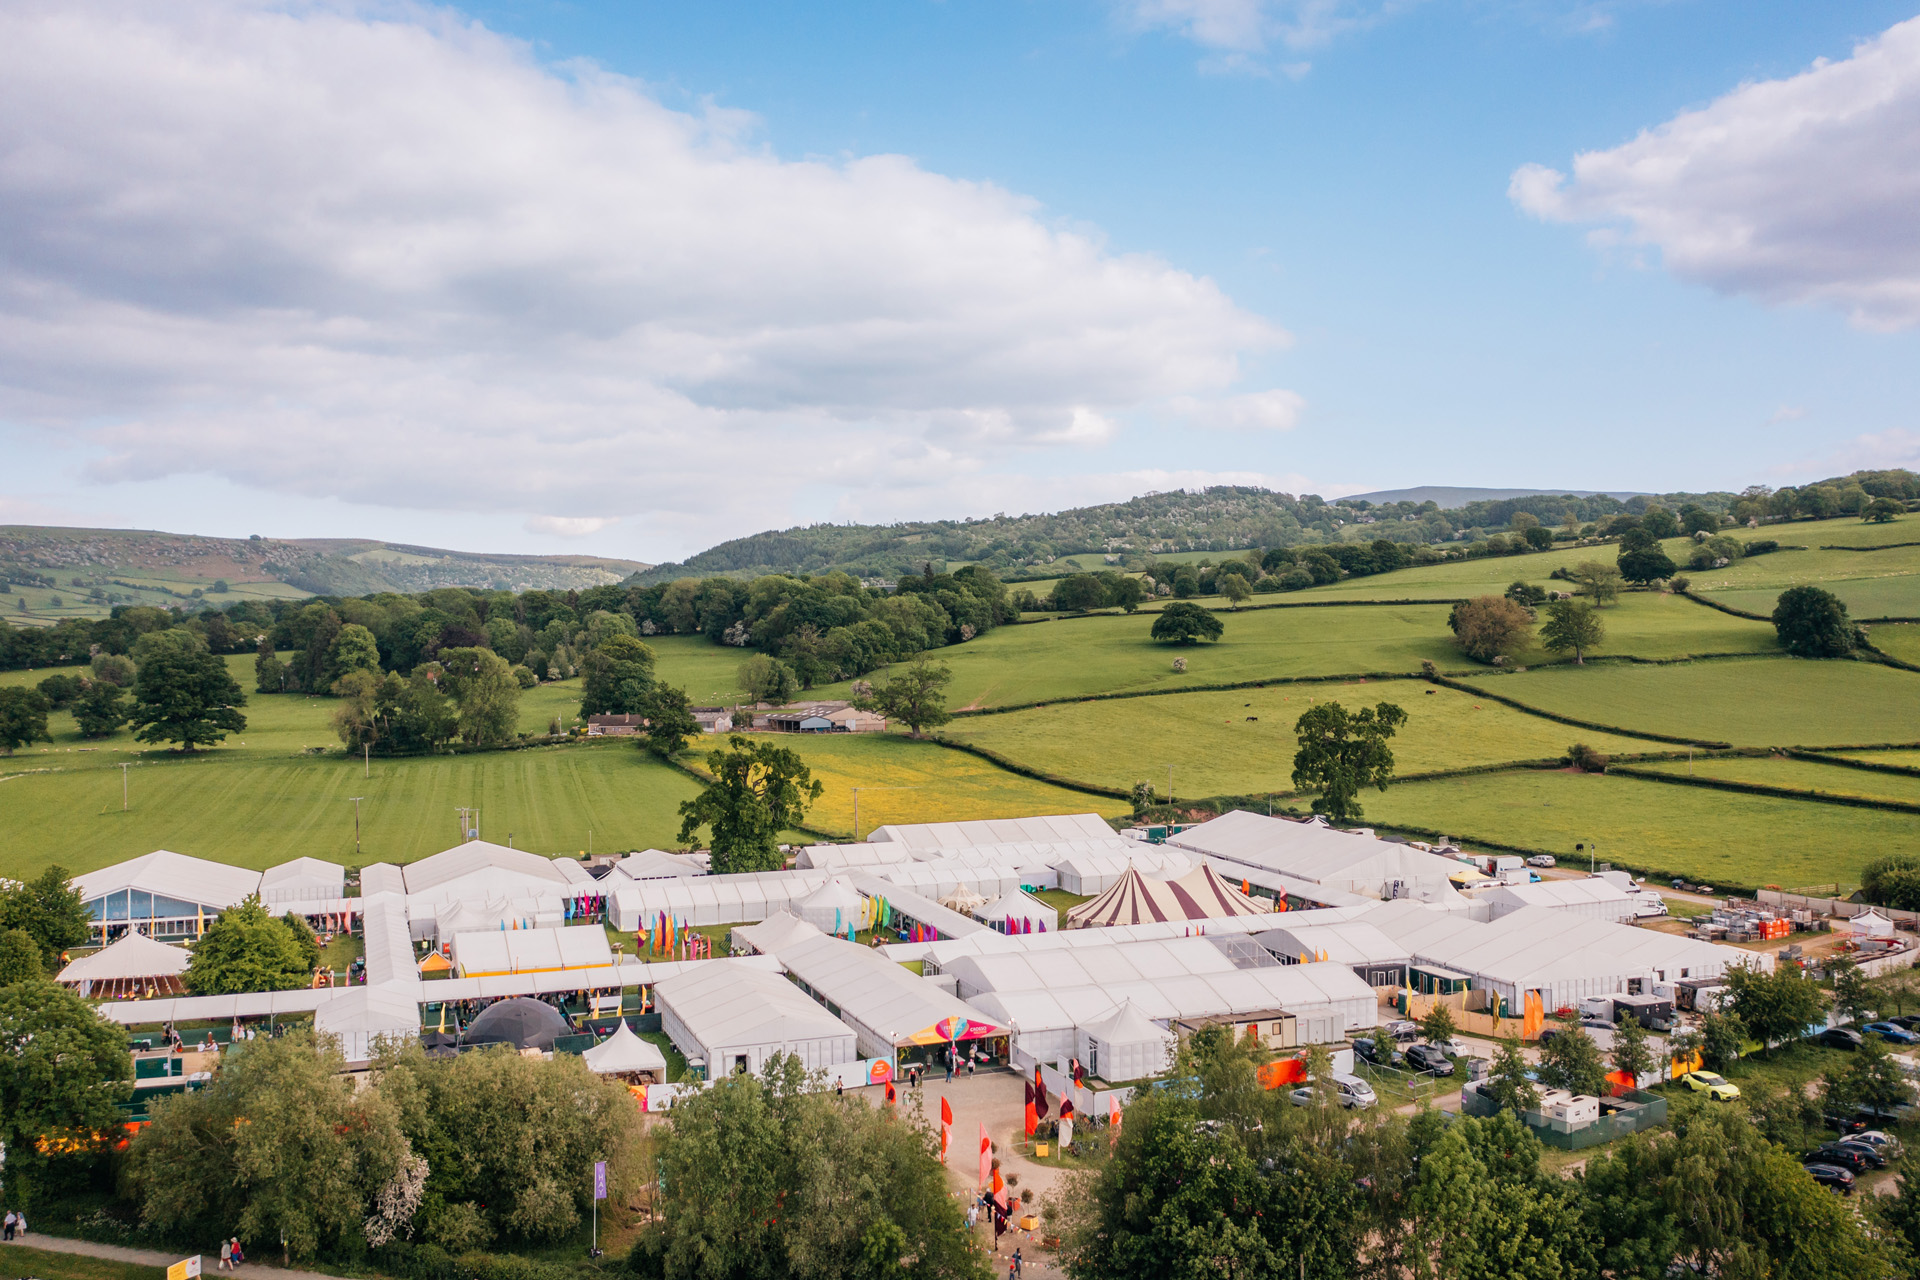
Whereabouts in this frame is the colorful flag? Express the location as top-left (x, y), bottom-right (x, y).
top-left (979, 1122), bottom-right (991, 1186)
top-left (1024, 1081), bottom-right (1038, 1136)
top-left (941, 1095), bottom-right (954, 1125)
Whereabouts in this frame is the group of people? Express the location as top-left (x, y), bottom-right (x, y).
top-left (1, 1210), bottom-right (26, 1240)
top-left (967, 1195), bottom-right (1026, 1271)
top-left (218, 1237), bottom-right (245, 1269)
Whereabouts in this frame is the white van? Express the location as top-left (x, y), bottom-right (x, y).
top-left (1332, 1073), bottom-right (1378, 1109)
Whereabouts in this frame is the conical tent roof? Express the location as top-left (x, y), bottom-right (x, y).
top-left (1066, 867), bottom-right (1186, 928)
top-left (796, 877), bottom-right (863, 910)
top-left (581, 1020), bottom-right (669, 1075)
top-left (973, 889), bottom-right (1057, 932)
top-left (1164, 863), bottom-right (1267, 918)
top-left (940, 882), bottom-right (990, 913)
top-left (1084, 999), bottom-right (1174, 1047)
top-left (57, 932), bottom-right (191, 983)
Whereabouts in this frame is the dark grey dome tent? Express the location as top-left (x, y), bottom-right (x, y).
top-left (460, 997), bottom-right (571, 1051)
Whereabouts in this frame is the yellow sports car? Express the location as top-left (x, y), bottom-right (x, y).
top-left (1681, 1071), bottom-right (1740, 1101)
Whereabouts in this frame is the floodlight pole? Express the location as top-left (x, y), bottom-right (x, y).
top-left (364, 743), bottom-right (369, 778)
top-left (1167, 765), bottom-right (1174, 808)
top-left (120, 762), bottom-right (131, 811)
top-left (348, 797), bottom-right (365, 857)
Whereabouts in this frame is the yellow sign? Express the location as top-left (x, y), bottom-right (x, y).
top-left (167, 1257), bottom-right (202, 1280)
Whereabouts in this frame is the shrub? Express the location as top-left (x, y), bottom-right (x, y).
top-left (1278, 568), bottom-right (1313, 591)
top-left (1504, 581), bottom-right (1547, 607)
top-left (1743, 539), bottom-right (1779, 556)
top-left (1447, 596), bottom-right (1534, 663)
top-left (1772, 585), bottom-right (1854, 657)
top-left (1567, 743), bottom-right (1608, 773)
top-left (1151, 603), bottom-right (1223, 646)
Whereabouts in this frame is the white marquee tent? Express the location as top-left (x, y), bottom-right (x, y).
top-left (1053, 847), bottom-right (1193, 895)
top-left (654, 961), bottom-right (858, 1075)
top-left (865, 813), bottom-right (1116, 851)
top-left (610, 870), bottom-right (831, 930)
top-left (450, 925), bottom-right (612, 976)
top-left (974, 889), bottom-right (1058, 934)
top-left (314, 985), bottom-right (422, 1065)
top-left (259, 857), bottom-right (346, 906)
top-left (56, 933), bottom-right (191, 998)
top-left (794, 877), bottom-right (866, 935)
top-left (1075, 1000), bottom-right (1176, 1083)
top-left (1482, 878), bottom-right (1638, 923)
top-left (580, 1020), bottom-right (670, 1081)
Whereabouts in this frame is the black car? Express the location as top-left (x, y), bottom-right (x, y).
top-left (1353, 1038), bottom-right (1402, 1068)
top-left (1834, 1139), bottom-right (1889, 1168)
top-left (1404, 1044), bottom-right (1454, 1076)
top-left (1889, 1015), bottom-right (1920, 1032)
top-left (1804, 1163), bottom-right (1856, 1194)
top-left (1807, 1145), bottom-right (1872, 1175)
top-left (1824, 1111), bottom-right (1871, 1136)
top-left (1816, 1027), bottom-right (1864, 1051)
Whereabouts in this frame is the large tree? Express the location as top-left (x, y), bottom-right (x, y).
top-left (1540, 599), bottom-right (1605, 665)
top-left (854, 653), bottom-right (953, 738)
top-left (0, 979), bottom-right (133, 1207)
top-left (1536, 1022), bottom-right (1608, 1097)
top-left (632, 1055), bottom-right (980, 1280)
top-left (1617, 545), bottom-right (1677, 585)
top-left (72, 680), bottom-right (131, 738)
top-left (0, 866), bottom-right (93, 970)
top-left (129, 641), bottom-right (248, 750)
top-left (1447, 595), bottom-right (1533, 662)
top-left (1405, 1112), bottom-right (1595, 1280)
top-left (1571, 560), bottom-right (1622, 605)
top-left (639, 684), bottom-right (701, 758)
top-left (578, 634), bottom-right (658, 716)
top-left (678, 735), bottom-right (824, 873)
top-left (1723, 962), bottom-right (1826, 1053)
top-left (0, 685), bottom-right (52, 754)
top-left (1149, 600), bottom-right (1224, 645)
top-left (322, 622), bottom-right (382, 688)
top-left (130, 1033), bottom-right (420, 1262)
top-left (436, 647), bottom-right (519, 746)
top-left (1290, 700), bottom-right (1407, 825)
top-left (736, 653), bottom-right (799, 705)
top-left (184, 897), bottom-right (317, 994)
top-left (1772, 584), bottom-right (1855, 657)
top-left (0, 929), bottom-right (43, 986)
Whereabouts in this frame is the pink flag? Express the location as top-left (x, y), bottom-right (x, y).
top-left (978, 1121), bottom-right (991, 1186)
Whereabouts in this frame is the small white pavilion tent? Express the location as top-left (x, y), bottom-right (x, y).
top-left (941, 883), bottom-right (990, 914)
top-left (580, 1020), bottom-right (669, 1082)
top-left (1482, 878), bottom-right (1638, 923)
top-left (1075, 1000), bottom-right (1176, 1083)
top-left (974, 889), bottom-right (1058, 935)
top-left (56, 933), bottom-right (191, 998)
top-left (608, 850), bottom-right (705, 882)
top-left (314, 985), bottom-right (422, 1065)
top-left (654, 961), bottom-right (858, 1075)
top-left (1849, 909), bottom-right (1897, 939)
top-left (794, 878), bottom-right (866, 935)
top-left (731, 911), bottom-right (825, 956)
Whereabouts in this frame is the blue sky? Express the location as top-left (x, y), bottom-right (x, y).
top-left (2, 0), bottom-right (1917, 560)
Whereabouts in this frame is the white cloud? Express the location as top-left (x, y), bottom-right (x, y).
top-left (1171, 388), bottom-right (1307, 430)
top-left (0, 0), bottom-right (1287, 554)
top-left (524, 515), bottom-right (619, 538)
top-left (1511, 15), bottom-right (1920, 329)
top-left (1129, 0), bottom-right (1406, 54)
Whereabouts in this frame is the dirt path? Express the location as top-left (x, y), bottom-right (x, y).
top-left (2, 1234), bottom-right (350, 1280)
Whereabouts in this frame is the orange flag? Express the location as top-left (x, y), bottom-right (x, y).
top-left (941, 1096), bottom-right (954, 1126)
top-left (978, 1122), bottom-right (991, 1186)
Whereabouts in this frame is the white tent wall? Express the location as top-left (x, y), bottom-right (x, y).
top-left (259, 858), bottom-right (347, 906)
top-left (1076, 1006), bottom-right (1177, 1083)
top-left (314, 985), bottom-right (421, 1065)
top-left (611, 871), bottom-right (831, 930)
top-left (849, 875), bottom-right (994, 940)
top-left (654, 963), bottom-right (859, 1076)
top-left (1054, 848), bottom-right (1194, 895)
top-left (974, 890), bottom-right (1058, 933)
top-left (1482, 880), bottom-right (1638, 924)
top-left (865, 813), bottom-right (1115, 850)
top-left (362, 900), bottom-right (418, 986)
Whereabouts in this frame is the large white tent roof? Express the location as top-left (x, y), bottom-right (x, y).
top-left (315, 984), bottom-right (421, 1036)
top-left (1255, 921), bottom-right (1411, 968)
top-left (653, 962), bottom-right (854, 1057)
top-left (974, 889), bottom-right (1057, 929)
top-left (258, 857), bottom-right (346, 905)
top-left (776, 934), bottom-right (1002, 1053)
top-left (57, 933), bottom-right (191, 983)
top-left (451, 925), bottom-right (612, 976)
top-left (400, 841), bottom-right (590, 898)
top-left (73, 850), bottom-right (263, 908)
top-left (1169, 812), bottom-right (1466, 898)
top-left (968, 961), bottom-right (1375, 1041)
top-left (866, 813), bottom-right (1115, 851)
top-left (580, 1020), bottom-right (669, 1075)
top-left (1482, 878), bottom-right (1637, 920)
top-left (608, 850), bottom-right (705, 881)
top-left (732, 911), bottom-right (825, 956)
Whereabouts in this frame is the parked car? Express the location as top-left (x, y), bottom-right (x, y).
top-left (1289, 1087), bottom-right (1319, 1108)
top-left (1680, 1071), bottom-right (1741, 1101)
top-left (1853, 1130), bottom-right (1905, 1159)
top-left (1537, 1027), bottom-right (1562, 1045)
top-left (1353, 1038), bottom-right (1403, 1068)
top-left (1436, 1038), bottom-right (1471, 1059)
top-left (1803, 1163), bottom-right (1856, 1194)
top-left (1807, 1145), bottom-right (1872, 1175)
top-left (1581, 1017), bottom-right (1616, 1032)
top-left (1834, 1139), bottom-right (1889, 1169)
top-left (1383, 1019), bottom-right (1420, 1043)
top-left (1865, 1022), bottom-right (1920, 1045)
top-left (1887, 1015), bottom-right (1920, 1032)
top-left (1332, 1074), bottom-right (1378, 1109)
top-left (1404, 1044), bottom-right (1455, 1076)
top-left (1823, 1111), bottom-right (1871, 1136)
top-left (1526, 855), bottom-right (1556, 868)
top-left (1816, 1027), bottom-right (1864, 1051)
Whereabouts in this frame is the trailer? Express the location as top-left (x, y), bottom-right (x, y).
top-left (1611, 992), bottom-right (1676, 1032)
top-left (1673, 977), bottom-right (1726, 1013)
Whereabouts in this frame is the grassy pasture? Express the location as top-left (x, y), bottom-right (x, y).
top-left (946, 679), bottom-right (1666, 799)
top-left (1458, 657), bottom-right (1920, 747)
top-left (1636, 755), bottom-right (1920, 806)
top-left (1827, 749), bottom-right (1920, 768)
top-left (1357, 768), bottom-right (1918, 888)
top-left (1870, 623), bottom-right (1920, 665)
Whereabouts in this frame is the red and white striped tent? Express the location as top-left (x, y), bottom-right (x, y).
top-left (1066, 863), bottom-right (1267, 929)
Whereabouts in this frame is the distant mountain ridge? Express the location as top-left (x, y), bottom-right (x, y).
top-left (0, 526), bottom-right (648, 599)
top-left (1342, 486), bottom-right (1647, 507)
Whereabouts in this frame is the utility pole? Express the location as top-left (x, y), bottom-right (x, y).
top-left (120, 761), bottom-right (131, 811)
top-left (853, 788), bottom-right (860, 841)
top-left (348, 797), bottom-right (365, 858)
top-left (364, 743), bottom-right (369, 778)
top-left (1577, 841), bottom-right (1596, 874)
top-left (1167, 765), bottom-right (1175, 808)
top-left (456, 807), bottom-right (479, 842)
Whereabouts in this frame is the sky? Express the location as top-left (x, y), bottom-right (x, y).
top-left (2, 0), bottom-right (1918, 563)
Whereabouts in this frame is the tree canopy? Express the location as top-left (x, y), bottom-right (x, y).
top-left (184, 896), bottom-right (318, 994)
top-left (0, 979), bottom-right (133, 1205)
top-left (1540, 599), bottom-right (1604, 664)
top-left (0, 866), bottom-right (93, 970)
top-left (853, 654), bottom-right (953, 738)
top-left (1149, 601), bottom-right (1224, 645)
top-left (130, 641), bottom-right (248, 750)
top-left (579, 634), bottom-right (658, 716)
top-left (678, 735), bottom-right (824, 873)
top-left (1448, 595), bottom-right (1533, 662)
top-left (1290, 700), bottom-right (1408, 825)
top-left (1772, 585), bottom-right (1855, 658)
top-left (0, 685), bottom-right (52, 754)
top-left (1617, 545), bottom-right (1678, 585)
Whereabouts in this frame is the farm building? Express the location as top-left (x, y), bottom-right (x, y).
top-left (654, 961), bottom-right (858, 1077)
top-left (1482, 878), bottom-right (1639, 923)
top-left (1255, 920), bottom-right (1411, 988)
top-left (1167, 811), bottom-right (1468, 903)
top-left (585, 714), bottom-right (645, 736)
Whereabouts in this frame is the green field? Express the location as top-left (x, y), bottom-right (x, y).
top-left (0, 1247), bottom-right (163, 1280)
top-left (1636, 755), bottom-right (1920, 806)
top-left (1681, 518), bottom-right (1920, 619)
top-left (1358, 768), bottom-right (1919, 888)
top-left (948, 679), bottom-right (1667, 799)
top-left (1827, 749), bottom-right (1920, 769)
top-left (1456, 657), bottom-right (1920, 747)
top-left (1870, 623), bottom-right (1920, 664)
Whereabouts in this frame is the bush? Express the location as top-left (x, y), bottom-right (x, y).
top-left (1504, 581), bottom-right (1547, 607)
top-left (1278, 568), bottom-right (1313, 591)
top-left (1567, 743), bottom-right (1609, 773)
top-left (1743, 540), bottom-right (1779, 556)
top-left (1772, 585), bottom-right (1854, 657)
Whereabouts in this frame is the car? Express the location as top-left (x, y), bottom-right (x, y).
top-left (1816, 1027), bottom-right (1864, 1051)
top-left (1853, 1130), bottom-right (1905, 1159)
top-left (1289, 1087), bottom-right (1319, 1107)
top-left (1383, 1019), bottom-right (1420, 1043)
top-left (1537, 1027), bottom-right (1562, 1045)
top-left (1581, 1017), bottom-right (1615, 1032)
top-left (1803, 1163), bottom-right (1856, 1194)
top-left (1680, 1071), bottom-right (1741, 1101)
top-left (1823, 1111), bottom-right (1871, 1136)
top-left (1436, 1038), bottom-right (1471, 1059)
top-left (1834, 1140), bottom-right (1889, 1169)
top-left (1526, 855), bottom-right (1556, 868)
top-left (1353, 1038), bottom-right (1403, 1068)
top-left (1331, 1073), bottom-right (1378, 1109)
top-left (1865, 1022), bottom-right (1920, 1045)
top-left (1404, 1045), bottom-right (1455, 1076)
top-left (1888, 1015), bottom-right (1920, 1032)
top-left (1807, 1145), bottom-right (1872, 1175)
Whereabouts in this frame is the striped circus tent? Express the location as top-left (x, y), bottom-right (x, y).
top-left (1066, 863), bottom-right (1268, 929)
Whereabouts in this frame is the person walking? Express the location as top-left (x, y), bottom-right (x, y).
top-left (4, 1210), bottom-right (16, 1241)
top-left (1013, 1247), bottom-right (1023, 1277)
top-left (219, 1240), bottom-right (233, 1270)
top-left (228, 1238), bottom-right (242, 1267)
